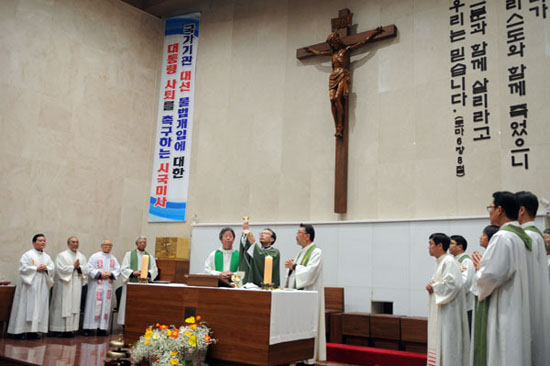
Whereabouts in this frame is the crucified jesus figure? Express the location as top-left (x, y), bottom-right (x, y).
top-left (307, 27), bottom-right (384, 137)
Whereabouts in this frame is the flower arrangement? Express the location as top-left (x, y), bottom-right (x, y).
top-left (131, 316), bottom-right (216, 366)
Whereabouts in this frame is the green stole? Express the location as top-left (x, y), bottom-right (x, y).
top-left (129, 249), bottom-right (151, 283)
top-left (457, 253), bottom-right (471, 263)
top-left (215, 250), bottom-right (239, 272)
top-left (293, 244), bottom-right (318, 289)
top-left (473, 223), bottom-right (532, 366)
top-left (524, 224), bottom-right (544, 240)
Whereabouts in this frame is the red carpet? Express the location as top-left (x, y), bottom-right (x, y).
top-left (327, 343), bottom-right (427, 366)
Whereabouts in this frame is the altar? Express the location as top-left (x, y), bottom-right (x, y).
top-left (125, 283), bottom-right (318, 365)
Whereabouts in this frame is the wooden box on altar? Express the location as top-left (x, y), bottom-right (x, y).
top-left (154, 237), bottom-right (189, 259)
top-left (156, 259), bottom-right (189, 283)
top-left (125, 284), bottom-right (315, 365)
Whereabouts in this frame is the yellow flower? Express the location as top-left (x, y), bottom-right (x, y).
top-left (170, 359), bottom-right (178, 365)
top-left (167, 330), bottom-right (172, 337)
top-left (169, 351), bottom-right (178, 356)
top-left (145, 329), bottom-right (153, 338)
top-left (184, 331), bottom-right (192, 337)
top-left (188, 335), bottom-right (197, 347)
top-left (185, 316), bottom-right (195, 324)
top-left (144, 339), bottom-right (150, 345)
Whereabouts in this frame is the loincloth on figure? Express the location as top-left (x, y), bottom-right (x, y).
top-left (329, 68), bottom-right (351, 97)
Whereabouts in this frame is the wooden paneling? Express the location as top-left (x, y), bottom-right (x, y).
top-left (341, 312), bottom-right (370, 337)
top-left (325, 287), bottom-right (344, 312)
top-left (0, 287), bottom-right (15, 322)
top-left (125, 284), bottom-right (313, 365)
top-left (400, 316), bottom-right (427, 353)
top-left (328, 312), bottom-right (343, 344)
top-left (370, 314), bottom-right (401, 350)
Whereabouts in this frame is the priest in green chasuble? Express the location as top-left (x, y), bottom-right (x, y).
top-left (238, 222), bottom-right (280, 287)
top-left (204, 228), bottom-right (239, 281)
top-left (118, 236), bottom-right (158, 325)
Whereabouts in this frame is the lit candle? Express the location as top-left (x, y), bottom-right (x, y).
top-left (263, 255), bottom-right (273, 284)
top-left (140, 255), bottom-right (149, 279)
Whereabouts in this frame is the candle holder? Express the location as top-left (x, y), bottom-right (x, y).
top-left (137, 277), bottom-right (149, 284)
top-left (260, 282), bottom-right (274, 291)
top-left (105, 335), bottom-right (131, 366)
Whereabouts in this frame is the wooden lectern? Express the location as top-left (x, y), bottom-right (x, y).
top-left (125, 284), bottom-right (315, 365)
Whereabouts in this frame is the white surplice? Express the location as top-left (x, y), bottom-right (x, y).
top-left (456, 253), bottom-right (475, 312)
top-left (7, 249), bottom-right (55, 334)
top-left (203, 247), bottom-right (237, 275)
top-left (117, 249), bottom-right (158, 325)
top-left (286, 243), bottom-right (326, 363)
top-left (49, 249), bottom-right (88, 332)
top-left (473, 221), bottom-right (531, 366)
top-left (427, 253), bottom-right (469, 366)
top-left (521, 222), bottom-right (550, 366)
top-left (82, 251), bottom-right (120, 330)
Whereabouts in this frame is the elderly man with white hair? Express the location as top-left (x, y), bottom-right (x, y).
top-left (118, 236), bottom-right (158, 326)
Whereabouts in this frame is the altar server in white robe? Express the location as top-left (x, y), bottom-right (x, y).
top-left (426, 233), bottom-right (469, 366)
top-left (471, 191), bottom-right (531, 366)
top-left (8, 234), bottom-right (55, 336)
top-left (204, 227), bottom-right (239, 282)
top-left (516, 191), bottom-right (550, 366)
top-left (49, 236), bottom-right (88, 335)
top-left (83, 239), bottom-right (120, 335)
top-left (449, 235), bottom-right (475, 332)
top-left (285, 223), bottom-right (326, 365)
top-left (118, 236), bottom-right (158, 325)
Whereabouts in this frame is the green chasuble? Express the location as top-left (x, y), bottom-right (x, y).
top-left (473, 223), bottom-right (532, 366)
top-left (239, 235), bottom-right (280, 287)
top-left (129, 249), bottom-right (151, 283)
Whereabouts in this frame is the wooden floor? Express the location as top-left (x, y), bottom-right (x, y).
top-left (0, 334), bottom-right (121, 366)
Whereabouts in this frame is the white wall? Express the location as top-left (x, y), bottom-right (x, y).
top-left (190, 216), bottom-right (546, 317)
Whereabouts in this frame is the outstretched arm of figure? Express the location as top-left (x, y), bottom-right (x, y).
top-left (305, 46), bottom-right (331, 57)
top-left (348, 26), bottom-right (384, 51)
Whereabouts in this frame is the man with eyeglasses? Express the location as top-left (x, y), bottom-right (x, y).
top-left (238, 222), bottom-right (280, 288)
top-left (284, 223), bottom-right (325, 365)
top-left (471, 191), bottom-right (531, 366)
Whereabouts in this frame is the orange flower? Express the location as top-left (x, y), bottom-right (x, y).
top-left (155, 323), bottom-right (160, 327)
top-left (204, 335), bottom-right (211, 343)
top-left (172, 330), bottom-right (179, 338)
top-left (191, 324), bottom-right (198, 329)
top-left (160, 325), bottom-right (168, 330)
top-left (196, 315), bottom-right (201, 321)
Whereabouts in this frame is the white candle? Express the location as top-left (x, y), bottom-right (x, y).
top-left (264, 255), bottom-right (273, 284)
top-left (140, 255), bottom-right (149, 279)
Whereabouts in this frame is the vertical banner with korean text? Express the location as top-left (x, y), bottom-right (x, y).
top-left (148, 13), bottom-right (200, 222)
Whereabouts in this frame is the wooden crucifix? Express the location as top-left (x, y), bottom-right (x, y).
top-left (297, 9), bottom-right (397, 213)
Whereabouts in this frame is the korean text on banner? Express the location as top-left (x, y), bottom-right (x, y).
top-left (148, 13), bottom-right (200, 222)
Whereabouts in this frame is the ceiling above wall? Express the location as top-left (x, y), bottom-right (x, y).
top-left (120, 0), bottom-right (203, 18)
